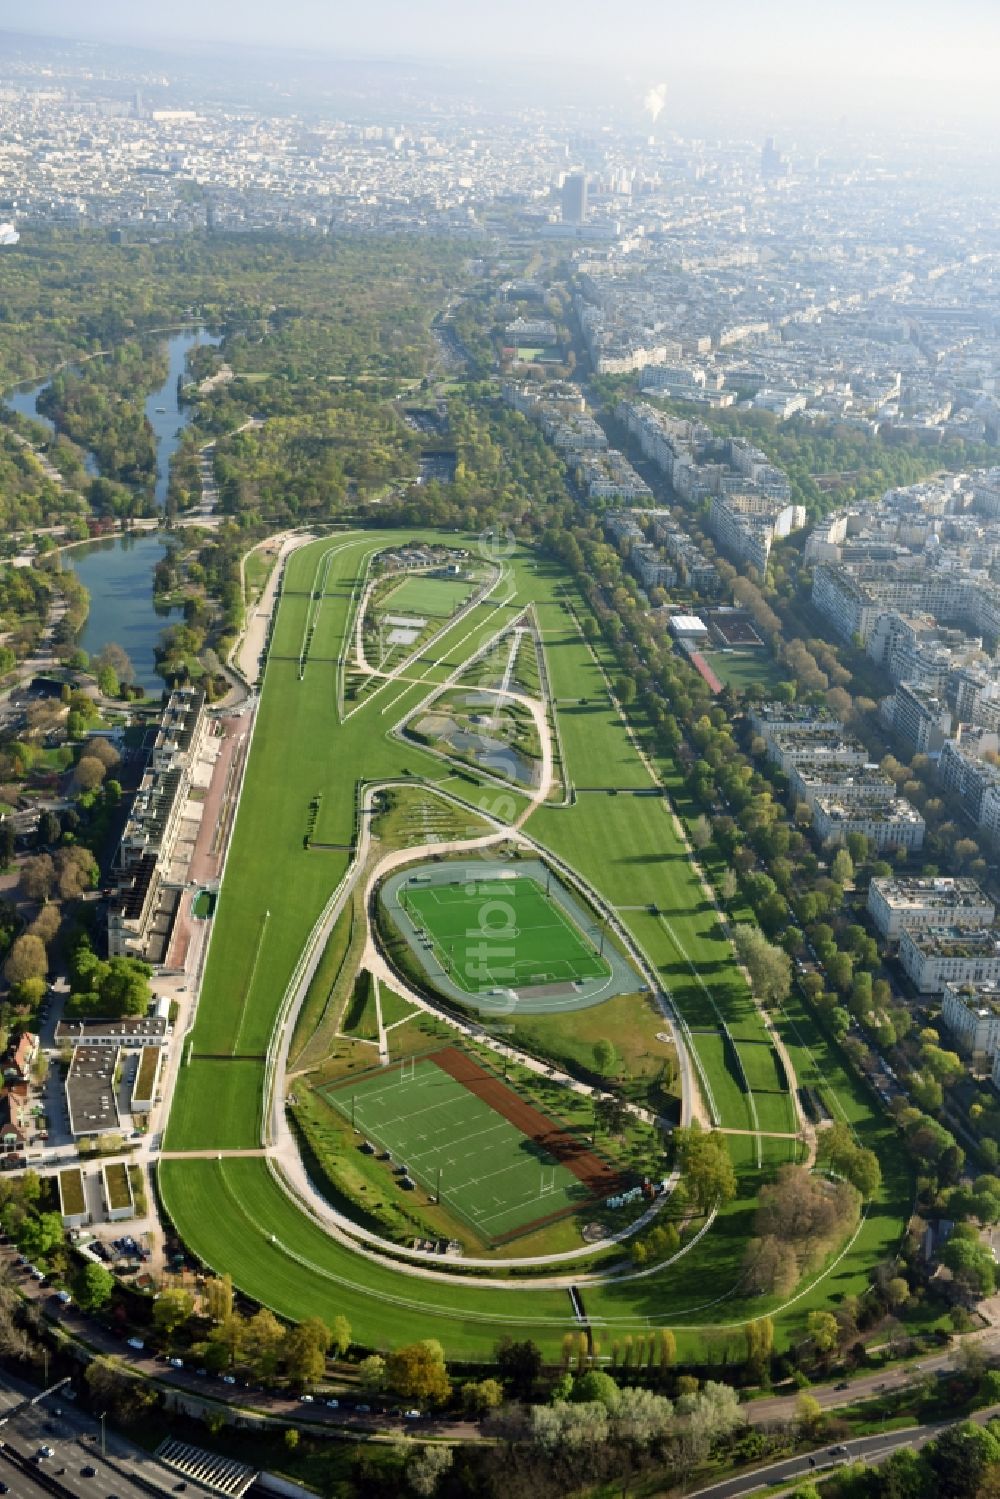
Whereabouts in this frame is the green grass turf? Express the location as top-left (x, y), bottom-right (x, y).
top-left (735, 1041), bottom-right (785, 1094)
top-left (321, 1056), bottom-right (588, 1239)
top-left (157, 536), bottom-right (907, 1357)
top-left (702, 649), bottom-right (789, 694)
top-left (158, 1156), bottom-right (574, 1358)
top-left (166, 1058), bottom-right (264, 1151)
top-left (378, 574), bottom-right (475, 620)
top-left (399, 874), bottom-right (609, 992)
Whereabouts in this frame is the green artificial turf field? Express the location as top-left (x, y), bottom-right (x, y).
top-left (321, 1053), bottom-right (593, 1241)
top-left (399, 873), bottom-right (610, 992)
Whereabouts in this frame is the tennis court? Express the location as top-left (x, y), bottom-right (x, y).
top-left (380, 574), bottom-right (473, 619)
top-left (322, 1047), bottom-right (614, 1242)
top-left (400, 873), bottom-right (611, 992)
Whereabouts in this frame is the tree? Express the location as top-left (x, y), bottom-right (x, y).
top-left (691, 814), bottom-right (712, 850)
top-left (244, 1308), bottom-right (286, 1379)
top-left (494, 1337), bottom-right (542, 1398)
top-left (807, 1310), bottom-right (839, 1354)
top-left (831, 848), bottom-right (854, 885)
top-left (357, 1353), bottom-right (387, 1392)
top-left (572, 1369), bottom-right (619, 1408)
top-left (462, 1378), bottom-right (504, 1415)
top-left (152, 1288), bottom-right (195, 1340)
top-left (406, 1445), bottom-right (453, 1497)
top-left (85, 1356), bottom-right (156, 1427)
top-left (74, 756), bottom-right (107, 792)
top-left (744, 1317), bottom-right (774, 1372)
top-left (18, 1211), bottom-right (63, 1261)
top-left (721, 868), bottom-right (738, 903)
top-left (36, 811), bottom-right (61, 849)
top-left (731, 924), bottom-right (791, 1005)
top-left (923, 1422), bottom-right (1000, 1499)
top-left (55, 846), bottom-right (97, 901)
top-left (795, 1392), bottom-right (823, 1436)
top-left (387, 1340), bottom-right (451, 1406)
top-left (330, 1313), bottom-right (351, 1358)
top-left (658, 1329), bottom-right (676, 1369)
top-left (284, 1316), bottom-right (331, 1389)
top-left (204, 1273), bottom-right (233, 1325)
top-left (19, 854), bottom-right (54, 903)
top-left (73, 1262), bottom-right (115, 1312)
top-left (675, 1127), bottom-right (737, 1214)
top-left (4, 935), bottom-right (47, 987)
top-left (529, 1400), bottom-right (609, 1455)
top-left (85, 736), bottom-right (122, 769)
top-left (592, 1039), bottom-right (617, 1077)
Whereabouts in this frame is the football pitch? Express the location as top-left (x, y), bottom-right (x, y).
top-left (400, 873), bottom-right (611, 992)
top-left (380, 574), bottom-right (473, 619)
top-left (321, 1049), bottom-right (603, 1242)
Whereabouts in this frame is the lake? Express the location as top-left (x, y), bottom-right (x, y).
top-left (145, 327), bottom-right (223, 507)
top-left (65, 532), bottom-right (182, 694)
top-left (3, 326), bottom-right (223, 689)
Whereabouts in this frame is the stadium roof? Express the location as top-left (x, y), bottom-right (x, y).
top-left (669, 614), bottom-right (708, 635)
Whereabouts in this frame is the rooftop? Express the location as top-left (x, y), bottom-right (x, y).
top-left (66, 1045), bottom-right (119, 1136)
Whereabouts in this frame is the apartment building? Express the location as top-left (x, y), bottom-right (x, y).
top-left (941, 982), bottom-right (1000, 1060)
top-left (867, 875), bottom-right (995, 941)
top-left (812, 794), bottom-right (925, 852)
top-left (788, 764), bottom-right (894, 811)
top-left (899, 925), bottom-right (1000, 993)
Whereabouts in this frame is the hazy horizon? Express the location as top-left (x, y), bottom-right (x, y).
top-left (1, 0), bottom-right (998, 135)
top-left (2, 0), bottom-right (996, 83)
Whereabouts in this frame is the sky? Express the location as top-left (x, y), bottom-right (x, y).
top-left (4, 0), bottom-right (997, 82)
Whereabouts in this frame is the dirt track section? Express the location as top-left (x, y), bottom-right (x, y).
top-left (430, 1045), bottom-right (623, 1197)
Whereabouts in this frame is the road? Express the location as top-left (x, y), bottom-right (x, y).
top-left (687, 1426), bottom-right (951, 1499)
top-left (0, 1368), bottom-right (183, 1498)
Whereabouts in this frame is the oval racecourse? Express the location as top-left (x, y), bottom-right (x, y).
top-left (158, 530), bottom-right (912, 1362)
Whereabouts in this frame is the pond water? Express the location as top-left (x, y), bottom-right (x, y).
top-left (144, 327), bottom-right (222, 507)
top-left (65, 532), bottom-right (182, 693)
top-left (3, 327), bottom-right (222, 689)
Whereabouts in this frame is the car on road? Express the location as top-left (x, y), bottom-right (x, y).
top-left (300, 1394), bottom-right (315, 1403)
top-left (36, 1444), bottom-right (55, 1459)
top-left (81, 1466), bottom-right (97, 1478)
top-left (355, 1404), bottom-right (371, 1414)
top-left (326, 1398), bottom-right (339, 1409)
top-left (126, 1337), bottom-right (144, 1351)
top-left (834, 1380), bottom-right (850, 1390)
top-left (222, 1375), bottom-right (236, 1385)
top-left (404, 1409), bottom-right (422, 1420)
top-left (168, 1357), bottom-right (184, 1368)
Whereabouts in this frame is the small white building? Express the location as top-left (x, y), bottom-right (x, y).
top-left (668, 614), bottom-right (709, 638)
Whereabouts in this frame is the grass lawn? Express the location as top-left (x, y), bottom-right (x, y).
top-left (735, 1040), bottom-right (785, 1094)
top-left (379, 983), bottom-right (418, 1028)
top-left (378, 573), bottom-right (475, 619)
top-left (702, 649), bottom-right (789, 694)
top-left (400, 872), bottom-right (610, 992)
top-left (165, 1057), bottom-right (264, 1150)
top-left (507, 991), bottom-right (679, 1113)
